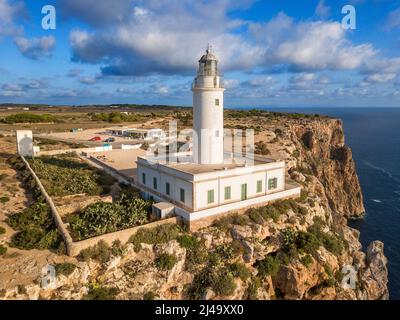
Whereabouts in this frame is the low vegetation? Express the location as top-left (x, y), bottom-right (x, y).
top-left (55, 263), bottom-right (77, 276)
top-left (225, 109), bottom-right (323, 120)
top-left (83, 286), bottom-right (120, 300)
top-left (28, 155), bottom-right (115, 197)
top-left (0, 245), bottom-right (7, 256)
top-left (129, 224), bottom-right (181, 252)
top-left (6, 202), bottom-right (61, 250)
top-left (256, 255), bottom-right (281, 277)
top-left (1, 113), bottom-right (58, 124)
top-left (69, 193), bottom-right (152, 240)
top-left (0, 196), bottom-right (10, 203)
top-left (0, 226), bottom-right (5, 234)
top-left (79, 240), bottom-right (112, 263)
top-left (177, 234), bottom-right (208, 270)
top-left (155, 253), bottom-right (177, 271)
top-left (213, 199), bottom-right (307, 231)
top-left (88, 112), bottom-right (141, 123)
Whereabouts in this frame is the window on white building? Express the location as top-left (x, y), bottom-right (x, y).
top-left (257, 180), bottom-right (263, 193)
top-left (224, 186), bottom-right (231, 200)
top-left (166, 182), bottom-right (170, 196)
top-left (153, 177), bottom-right (157, 190)
top-left (215, 98), bottom-right (219, 106)
top-left (142, 173), bottom-right (146, 185)
top-left (268, 178), bottom-right (278, 190)
top-left (207, 190), bottom-right (215, 204)
top-left (180, 188), bottom-right (185, 203)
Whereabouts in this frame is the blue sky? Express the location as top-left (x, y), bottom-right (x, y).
top-left (1, 0), bottom-right (400, 107)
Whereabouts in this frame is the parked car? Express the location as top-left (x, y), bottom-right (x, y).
top-left (104, 137), bottom-right (115, 143)
top-left (89, 136), bottom-right (102, 141)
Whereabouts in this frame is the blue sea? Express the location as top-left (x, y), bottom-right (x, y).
top-left (256, 107), bottom-right (400, 300)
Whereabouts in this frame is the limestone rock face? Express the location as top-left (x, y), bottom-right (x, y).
top-left (291, 119), bottom-right (365, 217)
top-left (357, 241), bottom-right (389, 300)
top-left (273, 260), bottom-right (322, 299)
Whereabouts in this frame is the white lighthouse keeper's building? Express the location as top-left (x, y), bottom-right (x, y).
top-left (192, 46), bottom-right (225, 164)
top-left (136, 47), bottom-right (301, 230)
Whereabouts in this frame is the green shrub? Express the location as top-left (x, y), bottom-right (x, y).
top-left (0, 226), bottom-right (5, 234)
top-left (88, 111), bottom-right (140, 123)
top-left (308, 221), bottom-right (344, 256)
top-left (282, 228), bottom-right (297, 252)
top-left (256, 255), bottom-right (281, 278)
top-left (1, 113), bottom-right (57, 124)
top-left (155, 253), bottom-right (177, 271)
top-left (0, 173), bottom-right (7, 181)
top-left (186, 266), bottom-right (237, 299)
top-left (247, 208), bottom-right (264, 225)
top-left (55, 263), bottom-right (77, 276)
top-left (230, 262), bottom-right (251, 281)
top-left (143, 291), bottom-right (156, 300)
top-left (178, 235), bottom-right (208, 268)
top-left (295, 231), bottom-right (320, 255)
top-left (213, 215), bottom-right (233, 231)
top-left (83, 287), bottom-right (119, 300)
top-left (0, 197), bottom-right (9, 203)
top-left (212, 270), bottom-right (236, 297)
top-left (130, 224), bottom-right (181, 252)
top-left (0, 244), bottom-right (7, 255)
top-left (69, 195), bottom-right (151, 240)
top-left (259, 206), bottom-right (281, 222)
top-left (214, 243), bottom-right (236, 260)
top-left (79, 240), bottom-right (111, 263)
top-left (28, 156), bottom-right (115, 197)
top-left (186, 268), bottom-right (212, 299)
top-left (300, 254), bottom-right (313, 268)
top-left (232, 214), bottom-right (250, 226)
top-left (243, 276), bottom-right (262, 300)
top-left (7, 202), bottom-right (61, 250)
top-left (17, 285), bottom-right (27, 295)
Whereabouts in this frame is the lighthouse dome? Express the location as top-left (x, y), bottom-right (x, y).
top-left (199, 50), bottom-right (218, 62)
top-left (197, 45), bottom-right (219, 76)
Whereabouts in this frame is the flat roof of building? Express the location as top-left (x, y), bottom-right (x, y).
top-left (138, 153), bottom-right (284, 178)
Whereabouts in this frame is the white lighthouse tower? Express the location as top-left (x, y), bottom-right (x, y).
top-left (192, 45), bottom-right (225, 164)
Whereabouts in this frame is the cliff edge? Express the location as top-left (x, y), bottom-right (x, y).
top-left (0, 112), bottom-right (389, 300)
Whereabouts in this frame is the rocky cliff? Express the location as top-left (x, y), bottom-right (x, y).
top-left (289, 118), bottom-right (365, 218)
top-left (0, 112), bottom-right (389, 300)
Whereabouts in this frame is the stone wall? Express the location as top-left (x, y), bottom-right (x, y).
top-left (19, 155), bottom-right (179, 257)
top-left (67, 217), bottom-right (179, 256)
top-left (20, 155), bottom-right (74, 254)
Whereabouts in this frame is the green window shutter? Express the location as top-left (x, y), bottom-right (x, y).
top-left (257, 180), bottom-right (262, 193)
top-left (153, 177), bottom-right (157, 190)
top-left (224, 186), bottom-right (231, 200)
top-left (241, 184), bottom-right (247, 200)
top-left (166, 182), bottom-right (170, 195)
top-left (207, 190), bottom-right (214, 204)
top-left (180, 188), bottom-right (185, 203)
top-left (142, 173), bottom-right (146, 184)
top-left (268, 178), bottom-right (278, 190)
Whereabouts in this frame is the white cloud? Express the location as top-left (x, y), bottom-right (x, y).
top-left (14, 36), bottom-right (56, 60)
top-left (385, 8), bottom-right (400, 30)
top-left (315, 0), bottom-right (330, 18)
top-left (365, 73), bottom-right (397, 83)
top-left (0, 0), bottom-right (24, 37)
